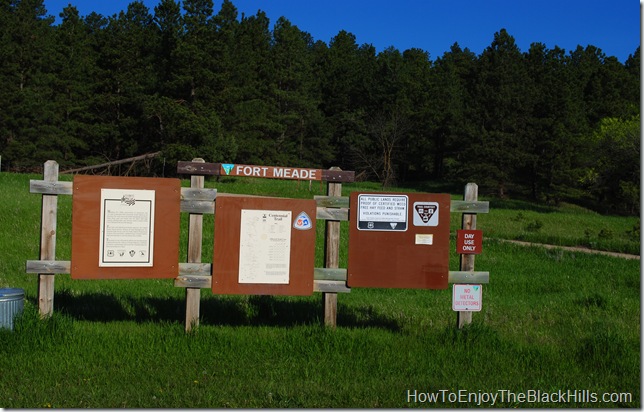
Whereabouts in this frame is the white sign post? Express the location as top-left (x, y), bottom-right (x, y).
top-left (452, 284), bottom-right (482, 312)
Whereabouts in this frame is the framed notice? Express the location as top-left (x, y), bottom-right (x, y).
top-left (238, 209), bottom-right (292, 284)
top-left (71, 175), bottom-right (180, 279)
top-left (212, 195), bottom-right (316, 296)
top-left (99, 188), bottom-right (155, 267)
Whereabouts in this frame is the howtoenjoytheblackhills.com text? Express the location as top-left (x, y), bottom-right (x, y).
top-left (406, 389), bottom-right (634, 407)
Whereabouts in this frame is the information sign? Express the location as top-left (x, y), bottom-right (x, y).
top-left (99, 188), bottom-right (155, 267)
top-left (356, 194), bottom-right (408, 231)
top-left (238, 209), bottom-right (291, 284)
top-left (70, 175), bottom-right (180, 279)
top-left (212, 196), bottom-right (316, 295)
top-left (347, 192), bottom-right (451, 289)
top-left (452, 284), bottom-right (482, 311)
top-left (456, 229), bottom-right (483, 254)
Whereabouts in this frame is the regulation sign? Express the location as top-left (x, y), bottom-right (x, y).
top-left (356, 194), bottom-right (408, 231)
top-left (456, 229), bottom-right (483, 254)
top-left (452, 284), bottom-right (482, 311)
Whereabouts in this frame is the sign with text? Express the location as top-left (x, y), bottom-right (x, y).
top-left (456, 229), bottom-right (483, 254)
top-left (452, 284), bottom-right (482, 311)
top-left (348, 192), bottom-right (451, 290)
top-left (356, 194), bottom-right (408, 231)
top-left (220, 163), bottom-right (322, 181)
top-left (99, 188), bottom-right (155, 267)
top-left (212, 196), bottom-right (316, 296)
top-left (71, 175), bottom-right (180, 279)
top-left (238, 209), bottom-right (292, 284)
top-left (412, 202), bottom-right (439, 226)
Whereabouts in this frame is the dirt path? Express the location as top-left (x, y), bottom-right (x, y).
top-left (493, 239), bottom-right (640, 260)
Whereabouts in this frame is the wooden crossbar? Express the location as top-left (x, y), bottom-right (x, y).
top-left (26, 260), bottom-right (489, 286)
top-left (28, 160), bottom-right (490, 330)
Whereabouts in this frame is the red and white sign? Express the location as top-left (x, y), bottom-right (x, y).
top-left (452, 284), bottom-right (482, 311)
top-left (456, 229), bottom-right (483, 254)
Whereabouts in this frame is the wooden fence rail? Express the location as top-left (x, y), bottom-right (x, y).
top-left (26, 160), bottom-right (489, 330)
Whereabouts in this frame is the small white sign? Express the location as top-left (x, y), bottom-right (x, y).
top-left (293, 211), bottom-right (313, 230)
top-left (415, 234), bottom-right (433, 245)
top-left (413, 201), bottom-right (439, 226)
top-left (452, 284), bottom-right (482, 311)
top-left (99, 188), bottom-right (155, 267)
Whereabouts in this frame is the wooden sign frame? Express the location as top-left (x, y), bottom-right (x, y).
top-left (70, 175), bottom-right (181, 279)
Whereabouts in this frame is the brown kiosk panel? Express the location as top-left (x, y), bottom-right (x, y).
top-left (212, 195), bottom-right (316, 296)
top-left (71, 175), bottom-right (181, 279)
top-left (347, 192), bottom-right (451, 289)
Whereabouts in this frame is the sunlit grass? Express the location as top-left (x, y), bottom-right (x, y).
top-left (0, 171), bottom-right (639, 408)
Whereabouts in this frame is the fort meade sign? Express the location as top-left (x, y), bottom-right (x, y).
top-left (176, 161), bottom-right (355, 183)
top-left (221, 163), bottom-right (322, 180)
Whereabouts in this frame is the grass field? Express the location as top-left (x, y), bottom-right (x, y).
top-left (0, 171), bottom-right (640, 408)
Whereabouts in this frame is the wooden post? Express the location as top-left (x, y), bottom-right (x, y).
top-left (185, 158), bottom-right (205, 332)
top-left (457, 183), bottom-right (478, 328)
top-left (38, 160), bottom-right (59, 317)
top-left (323, 167), bottom-right (342, 328)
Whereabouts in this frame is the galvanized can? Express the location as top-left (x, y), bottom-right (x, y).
top-left (0, 288), bottom-right (25, 330)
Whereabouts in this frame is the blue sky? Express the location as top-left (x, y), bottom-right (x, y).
top-left (42, 0), bottom-right (640, 62)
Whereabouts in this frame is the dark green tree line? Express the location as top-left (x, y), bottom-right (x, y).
top-left (0, 0), bottom-right (639, 214)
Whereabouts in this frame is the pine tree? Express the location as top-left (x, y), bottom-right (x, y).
top-left (270, 17), bottom-right (332, 167)
top-left (465, 29), bottom-right (532, 197)
top-left (0, 0), bottom-right (57, 169)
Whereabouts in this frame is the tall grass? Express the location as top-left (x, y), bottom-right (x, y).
top-left (0, 172), bottom-right (640, 408)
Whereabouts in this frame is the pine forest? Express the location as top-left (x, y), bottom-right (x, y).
top-left (0, 0), bottom-right (640, 215)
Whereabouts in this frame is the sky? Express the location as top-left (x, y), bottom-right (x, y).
top-left (42, 0), bottom-right (640, 63)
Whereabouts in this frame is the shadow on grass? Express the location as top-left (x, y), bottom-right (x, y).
top-left (51, 290), bottom-right (183, 323)
top-left (48, 291), bottom-right (402, 331)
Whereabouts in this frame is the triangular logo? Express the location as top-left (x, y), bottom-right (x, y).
top-left (293, 211), bottom-right (312, 230)
top-left (222, 163), bottom-right (235, 175)
top-left (415, 204), bottom-right (437, 223)
top-left (390, 222), bottom-right (397, 229)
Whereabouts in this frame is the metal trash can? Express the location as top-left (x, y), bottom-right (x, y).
top-left (0, 288), bottom-right (25, 330)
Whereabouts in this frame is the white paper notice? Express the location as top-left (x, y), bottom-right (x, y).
top-left (238, 209), bottom-right (292, 284)
top-left (99, 188), bottom-right (155, 267)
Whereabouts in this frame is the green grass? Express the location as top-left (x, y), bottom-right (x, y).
top-left (476, 199), bottom-right (640, 255)
top-left (0, 171), bottom-right (640, 408)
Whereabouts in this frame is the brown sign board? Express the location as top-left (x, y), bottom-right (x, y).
top-left (347, 192), bottom-right (451, 289)
top-left (70, 175), bottom-right (181, 279)
top-left (176, 161), bottom-right (356, 183)
top-left (219, 163), bottom-right (323, 180)
top-left (456, 229), bottom-right (483, 254)
top-left (212, 195), bottom-right (316, 295)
